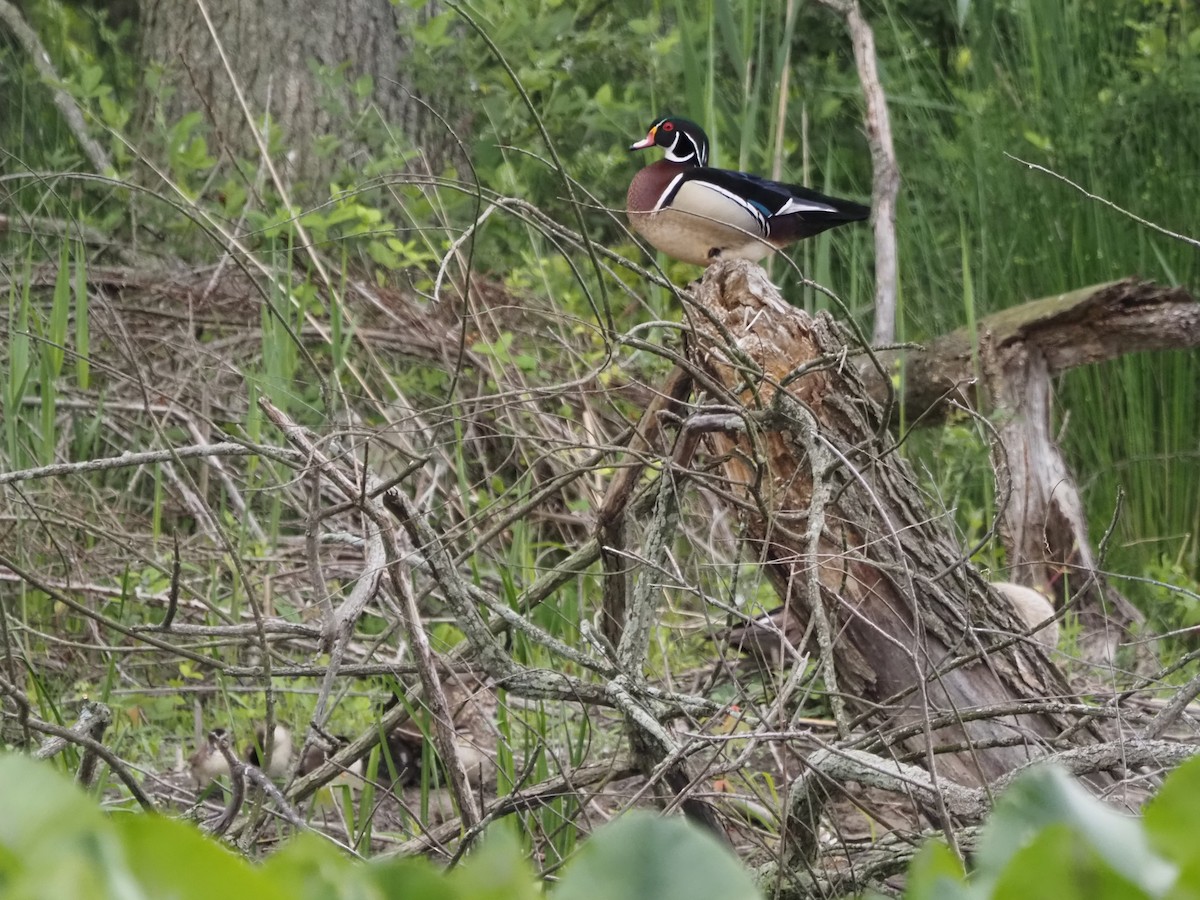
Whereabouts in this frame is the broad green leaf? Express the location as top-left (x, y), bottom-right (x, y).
top-left (554, 812), bottom-right (761, 900)
top-left (0, 841), bottom-right (19, 882)
top-left (1144, 756), bottom-right (1200, 866)
top-left (902, 842), bottom-right (970, 899)
top-left (261, 833), bottom-right (377, 900)
top-left (0, 754), bottom-right (134, 899)
top-left (0, 753), bottom-right (107, 851)
top-left (992, 825), bottom-right (1149, 900)
top-left (117, 814), bottom-right (286, 900)
top-left (975, 767), bottom-right (1175, 898)
top-left (1169, 860), bottom-right (1200, 900)
top-left (450, 825), bottom-right (540, 900)
top-left (370, 855), bottom-right (457, 900)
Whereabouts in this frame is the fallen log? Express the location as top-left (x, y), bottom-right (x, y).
top-left (878, 278), bottom-right (1200, 661)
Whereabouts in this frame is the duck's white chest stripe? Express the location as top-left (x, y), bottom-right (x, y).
top-left (652, 173), bottom-right (686, 212)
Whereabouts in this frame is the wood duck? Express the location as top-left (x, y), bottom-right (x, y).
top-left (380, 721), bottom-right (425, 788)
top-left (189, 724), bottom-right (294, 786)
top-left (188, 728), bottom-right (233, 787)
top-left (627, 116), bottom-right (870, 266)
top-left (992, 581), bottom-right (1058, 651)
top-left (298, 734), bottom-right (365, 786)
top-left (382, 719), bottom-right (496, 789)
top-left (380, 678), bottom-right (498, 790)
top-left (243, 724), bottom-right (294, 778)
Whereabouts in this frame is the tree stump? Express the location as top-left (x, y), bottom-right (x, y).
top-left (690, 261), bottom-right (1103, 788)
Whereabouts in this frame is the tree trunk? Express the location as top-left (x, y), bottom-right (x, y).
top-left (691, 261), bottom-right (1104, 788)
top-left (137, 0), bottom-right (435, 190)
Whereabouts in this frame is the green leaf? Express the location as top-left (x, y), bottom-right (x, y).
top-left (554, 812), bottom-right (761, 900)
top-left (450, 825), bottom-right (540, 900)
top-left (992, 825), bottom-right (1149, 900)
top-left (261, 833), bottom-right (374, 900)
top-left (0, 754), bottom-right (107, 851)
top-left (98, 93), bottom-right (130, 130)
top-left (902, 842), bottom-right (969, 899)
top-left (0, 754), bottom-right (127, 897)
top-left (369, 855), bottom-right (456, 900)
top-left (975, 767), bottom-right (1175, 897)
top-left (73, 241), bottom-right (90, 389)
top-left (46, 241), bottom-right (71, 377)
top-left (118, 814), bottom-right (287, 900)
top-left (1022, 130), bottom-right (1053, 152)
top-left (78, 64), bottom-right (104, 97)
top-left (1171, 860), bottom-right (1200, 900)
top-left (1144, 756), bottom-right (1200, 866)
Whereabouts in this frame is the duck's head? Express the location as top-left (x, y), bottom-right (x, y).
top-left (629, 116), bottom-right (709, 166)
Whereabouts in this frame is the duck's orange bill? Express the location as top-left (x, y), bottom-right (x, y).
top-left (628, 127), bottom-right (657, 150)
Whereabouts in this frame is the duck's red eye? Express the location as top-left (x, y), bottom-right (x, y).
top-left (662, 122), bottom-right (674, 132)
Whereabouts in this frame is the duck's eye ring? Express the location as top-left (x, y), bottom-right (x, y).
top-left (662, 122), bottom-right (674, 132)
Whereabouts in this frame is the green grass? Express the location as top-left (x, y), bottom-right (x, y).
top-left (862, 0), bottom-right (1200, 612)
top-left (1066, 351), bottom-right (1200, 619)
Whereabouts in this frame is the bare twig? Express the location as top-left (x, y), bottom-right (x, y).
top-left (160, 533), bottom-right (182, 630)
top-left (1146, 670), bottom-right (1200, 740)
top-left (0, 442), bottom-right (301, 485)
top-left (782, 738), bottom-right (1195, 868)
top-left (208, 731), bottom-right (245, 837)
top-left (1006, 153), bottom-right (1200, 250)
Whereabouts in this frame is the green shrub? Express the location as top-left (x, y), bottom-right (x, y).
top-left (8, 752), bottom-right (1200, 898)
top-left (0, 752), bottom-right (759, 899)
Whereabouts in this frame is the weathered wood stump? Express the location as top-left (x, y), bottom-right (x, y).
top-left (690, 261), bottom-right (1100, 789)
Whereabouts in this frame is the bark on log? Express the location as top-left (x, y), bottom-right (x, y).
top-left (880, 279), bottom-right (1200, 662)
top-left (690, 261), bottom-right (1104, 788)
top-left (896, 279), bottom-right (1200, 420)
